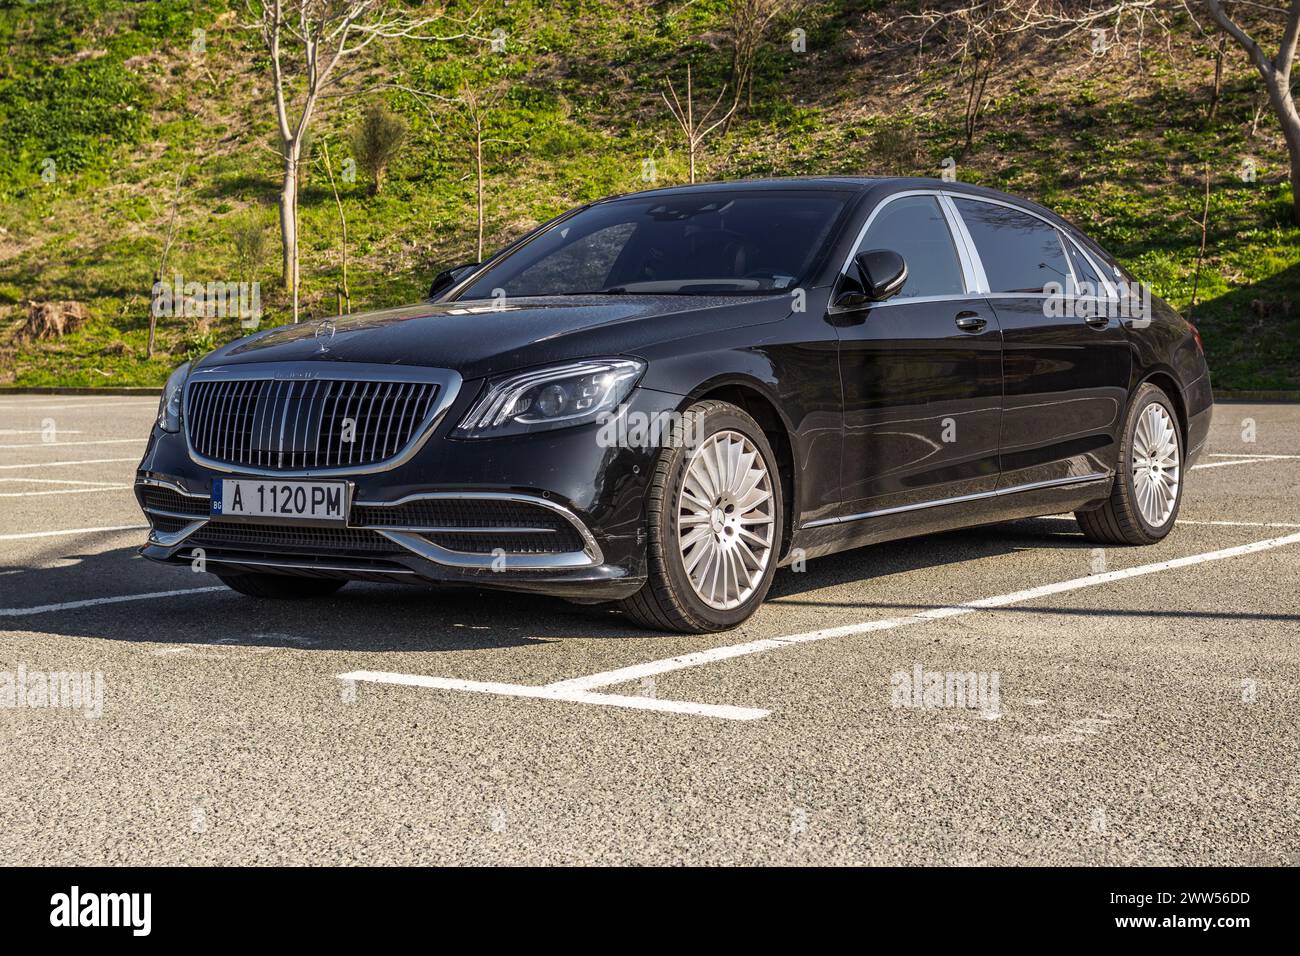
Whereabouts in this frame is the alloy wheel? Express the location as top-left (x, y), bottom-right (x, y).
top-left (1131, 402), bottom-right (1180, 528)
top-left (676, 429), bottom-right (776, 610)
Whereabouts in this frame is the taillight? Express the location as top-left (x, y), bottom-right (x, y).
top-left (1186, 319), bottom-right (1204, 354)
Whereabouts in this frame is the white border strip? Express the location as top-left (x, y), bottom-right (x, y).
top-left (0, 586), bottom-right (225, 617)
top-left (337, 531), bottom-right (1300, 720)
top-left (0, 457), bottom-right (139, 471)
top-left (547, 531), bottom-right (1300, 693)
top-left (338, 671), bottom-right (770, 721)
top-left (0, 524), bottom-right (148, 541)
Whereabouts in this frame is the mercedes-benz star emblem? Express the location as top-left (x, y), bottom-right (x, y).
top-left (315, 319), bottom-right (336, 352)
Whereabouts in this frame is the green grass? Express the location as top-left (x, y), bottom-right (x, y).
top-left (0, 0), bottom-right (1296, 389)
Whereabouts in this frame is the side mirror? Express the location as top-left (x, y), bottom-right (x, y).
top-left (427, 262), bottom-right (479, 300)
top-left (854, 249), bottom-right (907, 301)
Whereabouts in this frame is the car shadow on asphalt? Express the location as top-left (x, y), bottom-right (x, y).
top-left (0, 517), bottom-right (1168, 652)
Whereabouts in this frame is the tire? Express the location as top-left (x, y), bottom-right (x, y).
top-left (1075, 383), bottom-right (1183, 545)
top-left (620, 400), bottom-right (784, 633)
top-left (217, 572), bottom-right (347, 599)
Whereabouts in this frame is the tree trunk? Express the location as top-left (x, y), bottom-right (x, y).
top-left (279, 149), bottom-right (298, 296)
top-left (1263, 71), bottom-right (1300, 226)
top-left (475, 129), bottom-right (485, 262)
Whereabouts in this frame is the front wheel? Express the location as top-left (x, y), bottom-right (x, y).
top-left (620, 400), bottom-right (783, 633)
top-left (1075, 383), bottom-right (1183, 545)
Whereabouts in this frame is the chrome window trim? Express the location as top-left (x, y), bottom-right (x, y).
top-left (1063, 233), bottom-right (1119, 300)
top-left (801, 472), bottom-right (1112, 530)
top-left (182, 362), bottom-right (463, 478)
top-left (830, 190), bottom-right (976, 313)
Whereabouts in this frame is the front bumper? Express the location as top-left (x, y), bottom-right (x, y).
top-left (135, 383), bottom-right (687, 601)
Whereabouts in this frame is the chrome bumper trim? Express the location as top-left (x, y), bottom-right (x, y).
top-left (361, 492), bottom-right (604, 570)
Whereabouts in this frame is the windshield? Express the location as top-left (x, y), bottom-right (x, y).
top-left (457, 190), bottom-right (850, 298)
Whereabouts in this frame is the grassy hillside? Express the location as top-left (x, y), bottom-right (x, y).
top-left (0, 0), bottom-right (1297, 389)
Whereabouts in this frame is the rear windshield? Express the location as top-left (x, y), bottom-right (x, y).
top-left (457, 191), bottom-right (850, 298)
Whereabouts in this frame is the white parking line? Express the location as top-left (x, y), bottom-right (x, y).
top-left (1208, 453), bottom-right (1300, 459)
top-left (552, 531), bottom-right (1300, 694)
top-left (0, 457), bottom-right (139, 471)
top-left (338, 672), bottom-right (770, 721)
top-left (0, 438), bottom-right (145, 449)
top-left (340, 531), bottom-right (1300, 720)
top-left (0, 485), bottom-right (133, 497)
top-left (0, 524), bottom-right (149, 541)
top-left (1036, 515), bottom-right (1300, 529)
top-left (0, 401), bottom-right (157, 411)
top-left (0, 586), bottom-right (226, 617)
top-left (1192, 458), bottom-right (1264, 470)
top-left (0, 477), bottom-right (127, 486)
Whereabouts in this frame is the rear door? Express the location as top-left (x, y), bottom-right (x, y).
top-left (948, 196), bottom-right (1131, 490)
top-left (833, 192), bottom-right (1003, 518)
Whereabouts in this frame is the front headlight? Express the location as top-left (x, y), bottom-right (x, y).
top-left (156, 361), bottom-right (191, 433)
top-left (455, 358), bottom-right (645, 438)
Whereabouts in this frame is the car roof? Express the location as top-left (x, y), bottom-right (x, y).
top-left (600, 176), bottom-right (1067, 223)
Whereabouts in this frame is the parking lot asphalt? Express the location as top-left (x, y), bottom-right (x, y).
top-left (0, 395), bottom-right (1296, 865)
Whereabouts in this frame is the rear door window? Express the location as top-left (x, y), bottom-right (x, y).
top-left (954, 198), bottom-right (1071, 294)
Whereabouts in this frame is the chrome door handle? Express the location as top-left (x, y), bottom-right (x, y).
top-left (1084, 314), bottom-right (1110, 328)
top-left (955, 311), bottom-right (987, 332)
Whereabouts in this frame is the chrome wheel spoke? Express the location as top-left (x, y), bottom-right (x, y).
top-left (676, 428), bottom-right (775, 611)
top-left (1131, 403), bottom-right (1180, 528)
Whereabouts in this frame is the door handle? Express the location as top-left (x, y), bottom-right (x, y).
top-left (1084, 314), bottom-right (1110, 328)
top-left (955, 311), bottom-right (987, 332)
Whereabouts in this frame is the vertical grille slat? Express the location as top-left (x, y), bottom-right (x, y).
top-left (185, 375), bottom-right (438, 471)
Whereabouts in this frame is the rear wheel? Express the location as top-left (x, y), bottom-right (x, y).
top-left (621, 400), bottom-right (783, 633)
top-left (1075, 383), bottom-right (1183, 545)
top-left (217, 572), bottom-right (347, 599)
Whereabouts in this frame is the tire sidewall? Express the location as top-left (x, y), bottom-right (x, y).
top-left (655, 404), bottom-right (784, 630)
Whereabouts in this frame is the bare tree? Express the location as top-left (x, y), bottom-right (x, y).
top-left (725, 0), bottom-right (800, 112)
top-left (244, 1), bottom-right (474, 320)
top-left (1201, 1), bottom-right (1300, 224)
top-left (662, 64), bottom-right (738, 183)
top-left (319, 138), bottom-right (350, 314)
top-left (446, 84), bottom-right (510, 261)
top-left (874, 1), bottom-right (1170, 154)
top-left (149, 164), bottom-right (188, 359)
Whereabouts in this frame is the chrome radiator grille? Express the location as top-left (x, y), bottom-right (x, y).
top-left (186, 378), bottom-right (440, 470)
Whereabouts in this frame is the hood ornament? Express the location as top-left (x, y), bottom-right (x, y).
top-left (315, 319), bottom-right (336, 353)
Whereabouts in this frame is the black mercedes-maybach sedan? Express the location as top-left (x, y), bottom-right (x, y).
top-left (136, 178), bottom-right (1211, 632)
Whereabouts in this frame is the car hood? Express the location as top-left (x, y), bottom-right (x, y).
top-left (199, 294), bottom-right (792, 381)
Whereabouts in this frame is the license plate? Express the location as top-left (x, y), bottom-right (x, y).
top-left (211, 478), bottom-right (349, 524)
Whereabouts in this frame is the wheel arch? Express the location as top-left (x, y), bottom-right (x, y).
top-left (1134, 367), bottom-right (1189, 451)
